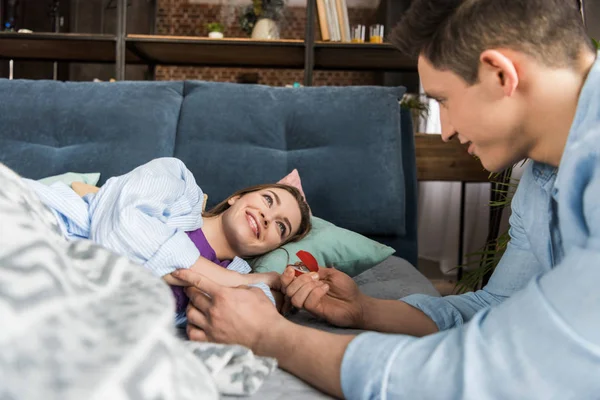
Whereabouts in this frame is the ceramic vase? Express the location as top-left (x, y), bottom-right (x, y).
top-left (251, 18), bottom-right (280, 40)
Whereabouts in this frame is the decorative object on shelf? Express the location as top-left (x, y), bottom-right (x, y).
top-left (239, 0), bottom-right (286, 39)
top-left (207, 22), bottom-right (225, 39)
top-left (252, 18), bottom-right (279, 39)
top-left (316, 0), bottom-right (350, 42)
top-left (369, 24), bottom-right (384, 43)
top-left (351, 24), bottom-right (365, 43)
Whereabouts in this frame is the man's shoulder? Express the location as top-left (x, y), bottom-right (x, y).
top-left (557, 126), bottom-right (600, 191)
top-left (570, 125), bottom-right (600, 153)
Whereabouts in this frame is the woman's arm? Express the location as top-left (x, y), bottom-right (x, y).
top-left (164, 256), bottom-right (280, 289)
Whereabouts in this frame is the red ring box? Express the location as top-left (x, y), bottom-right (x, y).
top-left (291, 250), bottom-right (319, 277)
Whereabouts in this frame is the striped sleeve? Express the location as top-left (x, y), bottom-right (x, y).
top-left (87, 158), bottom-right (205, 277)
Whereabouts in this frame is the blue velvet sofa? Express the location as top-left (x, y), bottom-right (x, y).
top-left (0, 79), bottom-right (419, 267)
top-left (0, 78), bottom-right (442, 398)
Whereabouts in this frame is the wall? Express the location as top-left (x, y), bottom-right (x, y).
top-left (155, 0), bottom-right (378, 86)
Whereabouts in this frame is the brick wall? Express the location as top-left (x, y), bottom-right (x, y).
top-left (155, 0), bottom-right (378, 86)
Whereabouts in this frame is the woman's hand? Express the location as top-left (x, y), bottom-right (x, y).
top-left (71, 181), bottom-right (100, 197)
top-left (163, 258), bottom-right (280, 289)
top-left (247, 271), bottom-right (281, 291)
top-left (281, 266), bottom-right (367, 329)
top-left (173, 269), bottom-right (284, 349)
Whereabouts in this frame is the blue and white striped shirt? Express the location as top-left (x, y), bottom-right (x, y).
top-left (25, 158), bottom-right (271, 301)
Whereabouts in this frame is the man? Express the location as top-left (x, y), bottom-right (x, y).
top-left (173, 0), bottom-right (600, 398)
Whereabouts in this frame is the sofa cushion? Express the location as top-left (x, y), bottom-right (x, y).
top-left (0, 79), bottom-right (183, 185)
top-left (38, 171), bottom-right (101, 187)
top-left (174, 81), bottom-right (408, 239)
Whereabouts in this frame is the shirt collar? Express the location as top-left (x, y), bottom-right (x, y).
top-left (563, 51), bottom-right (600, 149)
top-left (531, 161), bottom-right (558, 193)
top-left (534, 51), bottom-right (600, 197)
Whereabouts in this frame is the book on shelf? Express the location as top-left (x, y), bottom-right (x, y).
top-left (316, 0), bottom-right (350, 42)
top-left (316, 0), bottom-right (330, 41)
top-left (335, 0), bottom-right (351, 42)
top-left (326, 0), bottom-right (339, 41)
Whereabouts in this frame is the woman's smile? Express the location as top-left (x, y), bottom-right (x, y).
top-left (246, 211), bottom-right (260, 239)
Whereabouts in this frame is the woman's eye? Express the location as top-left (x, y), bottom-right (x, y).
top-left (277, 221), bottom-right (286, 237)
top-left (263, 194), bottom-right (273, 207)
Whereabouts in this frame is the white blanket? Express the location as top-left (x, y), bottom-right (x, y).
top-left (0, 163), bottom-right (276, 399)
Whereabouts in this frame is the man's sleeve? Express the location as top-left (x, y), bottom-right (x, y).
top-left (341, 160), bottom-right (600, 399)
top-left (402, 166), bottom-right (546, 330)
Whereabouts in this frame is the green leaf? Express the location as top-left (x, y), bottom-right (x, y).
top-left (456, 167), bottom-right (517, 293)
top-left (593, 38), bottom-right (600, 50)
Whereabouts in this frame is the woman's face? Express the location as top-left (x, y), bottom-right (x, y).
top-left (221, 188), bottom-right (303, 257)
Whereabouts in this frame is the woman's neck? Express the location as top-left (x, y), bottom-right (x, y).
top-left (201, 215), bottom-right (237, 261)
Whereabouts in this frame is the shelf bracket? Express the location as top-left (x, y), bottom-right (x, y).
top-left (115, 0), bottom-right (127, 80)
top-left (303, 0), bottom-right (316, 86)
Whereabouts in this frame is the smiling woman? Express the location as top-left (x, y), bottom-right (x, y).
top-left (24, 157), bottom-right (312, 327)
top-left (202, 183), bottom-right (311, 255)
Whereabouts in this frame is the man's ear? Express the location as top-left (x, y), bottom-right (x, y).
top-left (227, 195), bottom-right (241, 205)
top-left (480, 49), bottom-right (519, 97)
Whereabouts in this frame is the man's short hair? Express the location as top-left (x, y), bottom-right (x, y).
top-left (391, 0), bottom-right (596, 84)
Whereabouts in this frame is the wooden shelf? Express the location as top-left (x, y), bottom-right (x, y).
top-left (0, 33), bottom-right (417, 72)
top-left (314, 42), bottom-right (417, 71)
top-left (126, 35), bottom-right (306, 69)
top-left (0, 32), bottom-right (121, 63)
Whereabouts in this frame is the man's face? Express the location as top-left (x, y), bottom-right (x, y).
top-left (418, 55), bottom-right (530, 172)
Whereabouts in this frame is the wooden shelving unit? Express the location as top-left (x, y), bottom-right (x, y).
top-left (0, 32), bottom-right (121, 63)
top-left (314, 42), bottom-right (416, 71)
top-left (126, 35), bottom-right (305, 69)
top-left (0, 0), bottom-right (417, 84)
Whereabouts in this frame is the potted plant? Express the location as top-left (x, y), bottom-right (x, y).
top-left (400, 93), bottom-right (429, 134)
top-left (207, 22), bottom-right (225, 39)
top-left (239, 0), bottom-right (286, 39)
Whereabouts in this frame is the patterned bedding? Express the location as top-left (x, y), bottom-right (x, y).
top-left (0, 163), bottom-right (277, 399)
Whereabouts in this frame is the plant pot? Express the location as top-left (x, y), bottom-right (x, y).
top-left (251, 18), bottom-right (280, 40)
top-left (208, 31), bottom-right (224, 39)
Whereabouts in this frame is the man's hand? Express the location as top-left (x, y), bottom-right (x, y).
top-left (281, 266), bottom-right (367, 329)
top-left (176, 271), bottom-right (352, 399)
top-left (172, 269), bottom-right (284, 350)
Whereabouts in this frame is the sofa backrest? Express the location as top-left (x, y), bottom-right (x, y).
top-left (0, 79), bottom-right (183, 180)
top-left (0, 79), bottom-right (418, 266)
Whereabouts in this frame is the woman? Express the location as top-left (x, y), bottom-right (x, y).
top-left (26, 158), bottom-right (312, 324)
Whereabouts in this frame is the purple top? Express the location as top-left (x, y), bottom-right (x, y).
top-left (171, 228), bottom-right (231, 312)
